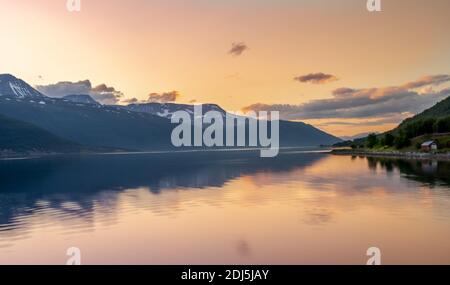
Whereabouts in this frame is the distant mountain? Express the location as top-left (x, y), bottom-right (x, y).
top-left (122, 102), bottom-right (341, 146)
top-left (0, 74), bottom-right (341, 151)
top-left (63, 94), bottom-right (100, 105)
top-left (341, 132), bottom-right (378, 141)
top-left (277, 120), bottom-right (341, 147)
top-left (0, 113), bottom-right (83, 154)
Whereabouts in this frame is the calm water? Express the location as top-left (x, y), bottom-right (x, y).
top-left (1, 150), bottom-right (450, 265)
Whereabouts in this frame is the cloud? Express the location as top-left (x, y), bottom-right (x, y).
top-left (36, 80), bottom-right (123, 104)
top-left (332, 87), bottom-right (357, 97)
top-left (316, 113), bottom-right (413, 128)
top-left (294, 73), bottom-right (338, 84)
top-left (243, 75), bottom-right (450, 121)
top-left (229, 42), bottom-right (248, 56)
top-left (89, 83), bottom-right (124, 104)
top-left (120, 91), bottom-right (182, 105)
top-left (147, 91), bottom-right (180, 103)
top-left (402, 74), bottom-right (450, 89)
top-left (122, 97), bottom-right (139, 104)
top-left (225, 73), bottom-right (241, 80)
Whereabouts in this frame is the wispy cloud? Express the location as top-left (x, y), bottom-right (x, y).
top-left (225, 73), bottom-right (241, 80)
top-left (36, 80), bottom-right (123, 104)
top-left (315, 113), bottom-right (413, 128)
top-left (229, 42), bottom-right (248, 56)
top-left (243, 75), bottom-right (450, 121)
top-left (121, 97), bottom-right (139, 104)
top-left (402, 74), bottom-right (450, 89)
top-left (147, 91), bottom-right (180, 103)
top-left (294, 73), bottom-right (338, 84)
top-left (122, 91), bottom-right (181, 104)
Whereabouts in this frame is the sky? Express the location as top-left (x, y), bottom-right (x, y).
top-left (1, 0), bottom-right (450, 137)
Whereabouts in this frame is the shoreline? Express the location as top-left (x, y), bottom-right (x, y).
top-left (0, 146), bottom-right (325, 160)
top-left (331, 149), bottom-right (450, 161)
top-left (4, 148), bottom-right (450, 161)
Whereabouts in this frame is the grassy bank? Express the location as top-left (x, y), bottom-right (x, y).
top-left (332, 134), bottom-right (450, 160)
top-left (331, 148), bottom-right (450, 161)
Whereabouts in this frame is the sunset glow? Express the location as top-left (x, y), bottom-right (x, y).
top-left (1, 0), bottom-right (450, 137)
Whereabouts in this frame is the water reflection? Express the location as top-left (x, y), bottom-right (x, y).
top-left (0, 151), bottom-right (324, 230)
top-left (0, 151), bottom-right (449, 264)
top-left (364, 157), bottom-right (450, 186)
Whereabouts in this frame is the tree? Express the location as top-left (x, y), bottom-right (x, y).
top-left (366, 133), bottom-right (378, 148)
top-left (404, 122), bottom-right (417, 138)
top-left (434, 116), bottom-right (450, 133)
top-left (415, 142), bottom-right (421, 150)
top-left (384, 133), bottom-right (395, 147)
top-left (422, 118), bottom-right (436, 134)
top-left (394, 131), bottom-right (410, 149)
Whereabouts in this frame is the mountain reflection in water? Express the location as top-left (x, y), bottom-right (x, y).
top-left (1, 150), bottom-right (450, 264)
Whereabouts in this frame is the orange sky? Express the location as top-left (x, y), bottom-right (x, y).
top-left (1, 0), bottom-right (450, 137)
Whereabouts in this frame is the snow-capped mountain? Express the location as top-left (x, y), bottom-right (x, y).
top-left (122, 102), bottom-right (227, 119)
top-left (0, 74), bottom-right (45, 99)
top-left (0, 74), bottom-right (342, 151)
top-left (63, 94), bottom-right (100, 105)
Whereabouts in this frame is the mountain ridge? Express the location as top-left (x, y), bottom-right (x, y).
top-left (63, 94), bottom-right (100, 105)
top-left (397, 96), bottom-right (450, 129)
top-left (0, 74), bottom-right (341, 152)
top-left (334, 95), bottom-right (450, 149)
top-left (0, 113), bottom-right (84, 154)
top-left (0, 74), bottom-right (45, 98)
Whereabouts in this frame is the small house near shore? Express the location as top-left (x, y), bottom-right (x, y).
top-left (421, 141), bottom-right (437, 152)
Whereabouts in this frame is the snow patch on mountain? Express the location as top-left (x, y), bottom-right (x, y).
top-left (122, 102), bottom-right (227, 119)
top-left (0, 74), bottom-right (44, 98)
top-left (10, 82), bottom-right (32, 98)
top-left (63, 94), bottom-right (100, 105)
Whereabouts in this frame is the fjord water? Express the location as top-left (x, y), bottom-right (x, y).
top-left (1, 150), bottom-right (450, 265)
